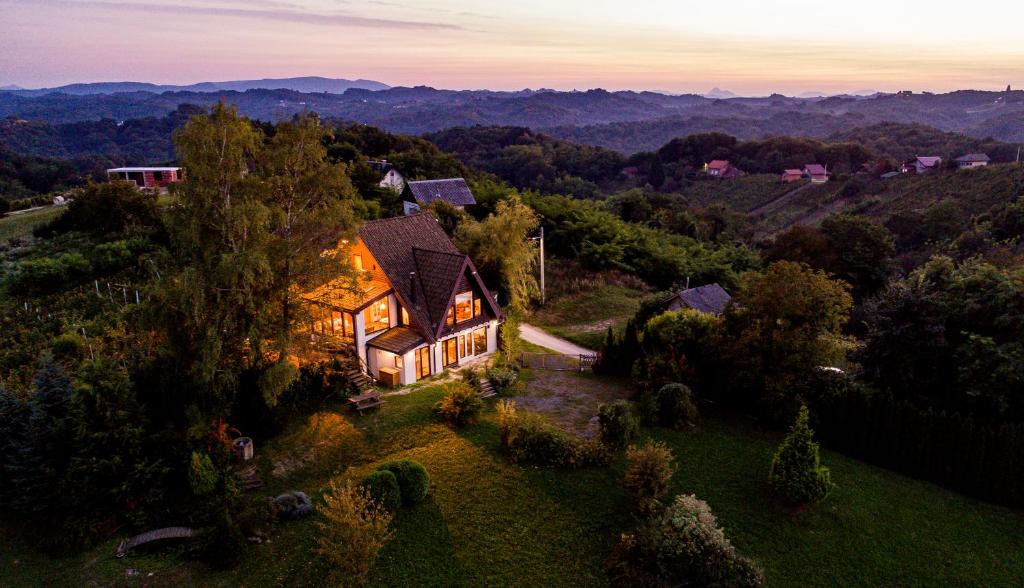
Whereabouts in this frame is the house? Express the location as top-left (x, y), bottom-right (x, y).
top-left (902, 156), bottom-right (942, 174)
top-left (305, 213), bottom-right (502, 387)
top-left (406, 178), bottom-right (477, 209)
top-left (664, 283), bottom-right (732, 315)
top-left (781, 169), bottom-right (804, 182)
top-left (803, 164), bottom-right (829, 183)
top-left (369, 159), bottom-right (406, 192)
top-left (955, 153), bottom-right (990, 169)
top-left (706, 160), bottom-right (743, 179)
top-left (107, 167), bottom-right (183, 190)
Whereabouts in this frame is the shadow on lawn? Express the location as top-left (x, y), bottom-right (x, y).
top-left (371, 497), bottom-right (467, 587)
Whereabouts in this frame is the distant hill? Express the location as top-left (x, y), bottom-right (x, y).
top-left (704, 88), bottom-right (738, 99)
top-left (6, 76), bottom-right (390, 97)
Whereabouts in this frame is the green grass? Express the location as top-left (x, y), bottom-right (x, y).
top-left (680, 175), bottom-right (799, 213)
top-left (0, 206), bottom-right (63, 243)
top-left (3, 373), bottom-right (1024, 587)
top-left (530, 284), bottom-right (647, 350)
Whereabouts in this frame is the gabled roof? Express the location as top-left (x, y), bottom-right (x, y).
top-left (915, 156), bottom-right (942, 167)
top-left (708, 160), bottom-right (731, 171)
top-left (356, 213), bottom-right (500, 343)
top-left (107, 167), bottom-right (180, 172)
top-left (666, 283), bottom-right (732, 315)
top-left (366, 326), bottom-right (425, 355)
top-left (782, 168), bottom-right (803, 176)
top-left (955, 153), bottom-right (990, 163)
top-left (804, 164), bottom-right (827, 176)
top-left (407, 178), bottom-right (477, 206)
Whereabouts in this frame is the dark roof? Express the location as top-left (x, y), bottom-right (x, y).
top-left (366, 326), bottom-right (426, 355)
top-left (666, 283), bottom-right (732, 315)
top-left (915, 156), bottom-right (942, 167)
top-left (407, 178), bottom-right (476, 206)
top-left (357, 213), bottom-right (500, 342)
top-left (804, 164), bottom-right (827, 176)
top-left (955, 153), bottom-right (990, 163)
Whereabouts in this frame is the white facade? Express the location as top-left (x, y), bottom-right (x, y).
top-left (379, 169), bottom-right (405, 192)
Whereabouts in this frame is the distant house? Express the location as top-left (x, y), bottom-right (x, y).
top-left (107, 167), bottom-right (183, 190)
top-left (406, 178), bottom-right (477, 210)
top-left (369, 159), bottom-right (406, 192)
top-left (804, 164), bottom-right (829, 183)
top-left (955, 153), bottom-right (990, 169)
top-left (664, 283), bottom-right (732, 315)
top-left (781, 169), bottom-right (804, 182)
top-left (902, 156), bottom-right (942, 174)
top-left (621, 166), bottom-right (640, 179)
top-left (706, 160), bottom-right (743, 179)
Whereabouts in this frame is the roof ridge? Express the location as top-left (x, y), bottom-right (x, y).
top-left (412, 246), bottom-right (465, 258)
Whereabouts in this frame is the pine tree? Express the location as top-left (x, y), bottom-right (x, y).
top-left (0, 385), bottom-right (28, 504)
top-left (768, 405), bottom-right (834, 504)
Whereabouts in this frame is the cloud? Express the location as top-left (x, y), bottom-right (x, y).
top-left (8, 0), bottom-right (464, 31)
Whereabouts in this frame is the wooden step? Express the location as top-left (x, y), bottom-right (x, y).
top-left (478, 379), bottom-right (497, 398)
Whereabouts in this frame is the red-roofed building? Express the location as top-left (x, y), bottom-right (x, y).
top-left (781, 169), bottom-right (804, 182)
top-left (804, 164), bottom-right (829, 183)
top-left (706, 160), bottom-right (743, 179)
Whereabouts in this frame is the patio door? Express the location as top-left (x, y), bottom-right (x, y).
top-left (443, 338), bottom-right (458, 368)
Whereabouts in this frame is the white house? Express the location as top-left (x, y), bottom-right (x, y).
top-left (305, 214), bottom-right (501, 386)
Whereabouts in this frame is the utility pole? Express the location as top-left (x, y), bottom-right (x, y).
top-left (536, 225), bottom-right (544, 307)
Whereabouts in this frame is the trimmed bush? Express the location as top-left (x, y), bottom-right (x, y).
top-left (376, 460), bottom-right (429, 505)
top-left (608, 494), bottom-right (765, 587)
top-left (597, 400), bottom-right (639, 449)
top-left (487, 366), bottom-right (519, 394)
top-left (768, 405), bottom-right (834, 504)
top-left (624, 441), bottom-right (677, 516)
top-left (361, 470), bottom-right (401, 511)
top-left (434, 382), bottom-right (484, 426)
top-left (654, 383), bottom-right (699, 430)
top-left (314, 480), bottom-right (394, 587)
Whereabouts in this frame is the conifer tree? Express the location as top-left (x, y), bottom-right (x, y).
top-left (0, 384), bottom-right (28, 504)
top-left (768, 405), bottom-right (834, 504)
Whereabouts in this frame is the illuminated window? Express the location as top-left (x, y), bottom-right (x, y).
top-left (454, 291), bottom-right (474, 322)
top-left (473, 297), bottom-right (482, 318)
top-left (458, 335), bottom-right (466, 359)
top-left (401, 306), bottom-right (410, 326)
top-left (395, 355), bottom-right (403, 369)
top-left (443, 338), bottom-right (458, 367)
top-left (473, 328), bottom-right (487, 355)
top-left (353, 253), bottom-right (363, 272)
top-left (364, 297), bottom-right (390, 334)
top-left (446, 307), bottom-right (454, 327)
top-left (415, 346), bottom-right (431, 380)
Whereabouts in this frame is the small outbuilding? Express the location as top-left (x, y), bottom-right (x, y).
top-left (803, 164), bottom-right (829, 183)
top-left (781, 169), bottom-right (804, 182)
top-left (107, 167), bottom-right (183, 190)
top-left (954, 153), bottom-right (990, 169)
top-left (664, 283), bottom-right (732, 315)
top-left (706, 160), bottom-right (743, 179)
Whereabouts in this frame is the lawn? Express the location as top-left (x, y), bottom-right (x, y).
top-left (0, 206), bottom-right (64, 243)
top-left (3, 370), bottom-right (1024, 587)
top-left (530, 284), bottom-right (649, 350)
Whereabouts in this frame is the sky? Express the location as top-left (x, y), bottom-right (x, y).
top-left (2, 0), bottom-right (1023, 95)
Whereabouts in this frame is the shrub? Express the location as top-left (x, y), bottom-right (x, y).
top-left (8, 252), bottom-right (92, 295)
top-left (654, 383), bottom-right (698, 430)
top-left (189, 451), bottom-right (219, 496)
top-left (361, 470), bottom-right (401, 511)
top-left (500, 405), bottom-right (608, 468)
top-left (608, 494), bottom-right (764, 588)
top-left (597, 400), bottom-right (639, 449)
top-left (376, 460), bottom-right (429, 505)
top-left (460, 367), bottom-right (482, 390)
top-left (314, 480), bottom-right (394, 587)
top-left (624, 441), bottom-right (677, 516)
top-left (487, 366), bottom-right (519, 394)
top-left (768, 405), bottom-right (834, 504)
top-left (50, 332), bottom-right (86, 359)
top-left (434, 382), bottom-right (484, 426)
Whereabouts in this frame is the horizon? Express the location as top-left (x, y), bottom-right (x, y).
top-left (2, 0), bottom-right (1023, 95)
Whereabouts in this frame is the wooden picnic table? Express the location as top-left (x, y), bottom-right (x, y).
top-left (348, 391), bottom-right (384, 415)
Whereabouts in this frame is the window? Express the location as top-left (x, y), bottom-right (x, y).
top-left (395, 354), bottom-right (403, 369)
top-left (474, 297), bottom-right (482, 318)
top-left (443, 338), bottom-right (458, 367)
top-left (401, 306), bottom-right (410, 326)
top-left (454, 291), bottom-right (474, 322)
top-left (458, 335), bottom-right (466, 359)
top-left (152, 170), bottom-right (163, 182)
top-left (415, 346), bottom-right (430, 380)
top-left (446, 307), bottom-right (454, 327)
top-left (363, 297), bottom-right (390, 334)
top-left (473, 328), bottom-right (487, 355)
top-left (353, 253), bottom-right (364, 272)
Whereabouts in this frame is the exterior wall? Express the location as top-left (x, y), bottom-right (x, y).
top-left (958, 161), bottom-right (988, 169)
top-left (809, 174), bottom-right (828, 183)
top-left (380, 170), bottom-right (405, 192)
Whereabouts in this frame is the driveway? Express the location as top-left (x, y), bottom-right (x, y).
top-left (519, 323), bottom-right (597, 356)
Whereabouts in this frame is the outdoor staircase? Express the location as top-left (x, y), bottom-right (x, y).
top-left (345, 358), bottom-right (375, 393)
top-left (478, 378), bottom-right (497, 399)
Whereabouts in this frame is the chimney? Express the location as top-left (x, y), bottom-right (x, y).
top-left (409, 272), bottom-right (416, 304)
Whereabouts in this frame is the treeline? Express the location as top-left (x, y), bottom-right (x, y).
top-left (0, 147), bottom-right (101, 201)
top-left (827, 122), bottom-right (1021, 163)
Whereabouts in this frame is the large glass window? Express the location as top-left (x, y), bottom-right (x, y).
top-left (454, 291), bottom-right (474, 322)
top-left (473, 328), bottom-right (487, 355)
top-left (458, 335), bottom-right (466, 359)
top-left (443, 338), bottom-right (458, 367)
top-left (353, 253), bottom-right (364, 272)
top-left (415, 346), bottom-right (431, 380)
top-left (364, 297), bottom-right (390, 334)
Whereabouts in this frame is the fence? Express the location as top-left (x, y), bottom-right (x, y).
top-left (520, 352), bottom-right (600, 372)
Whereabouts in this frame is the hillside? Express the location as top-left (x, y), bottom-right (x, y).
top-left (5, 77), bottom-right (390, 96)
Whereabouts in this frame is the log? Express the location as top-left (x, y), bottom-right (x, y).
top-left (116, 527), bottom-right (195, 558)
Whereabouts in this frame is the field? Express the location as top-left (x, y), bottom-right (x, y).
top-left (0, 206), bottom-right (64, 244)
top-left (4, 370), bottom-right (1024, 587)
top-left (680, 174), bottom-right (800, 213)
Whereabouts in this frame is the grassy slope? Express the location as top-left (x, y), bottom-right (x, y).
top-left (0, 206), bottom-right (63, 243)
top-left (5, 375), bottom-right (1024, 587)
top-left (529, 284), bottom-right (647, 350)
top-left (680, 175), bottom-right (798, 213)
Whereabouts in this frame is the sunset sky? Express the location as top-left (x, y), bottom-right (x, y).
top-left (2, 0), bottom-right (1023, 94)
